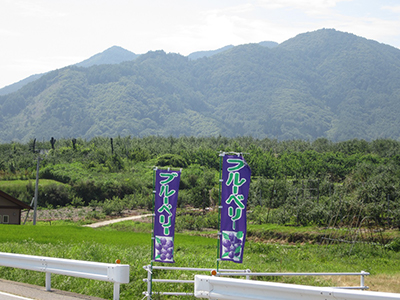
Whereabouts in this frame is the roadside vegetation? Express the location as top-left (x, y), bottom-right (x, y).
top-left (0, 221), bottom-right (399, 299)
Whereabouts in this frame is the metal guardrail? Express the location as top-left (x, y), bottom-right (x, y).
top-left (0, 252), bottom-right (130, 300)
top-left (143, 265), bottom-right (251, 298)
top-left (143, 265), bottom-right (370, 298)
top-left (216, 270), bottom-right (370, 290)
top-left (194, 275), bottom-right (400, 300)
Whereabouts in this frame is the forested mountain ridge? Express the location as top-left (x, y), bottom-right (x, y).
top-left (1, 28), bottom-right (400, 143)
top-left (0, 46), bottom-right (140, 96)
top-left (0, 42), bottom-right (252, 96)
top-left (0, 73), bottom-right (44, 96)
top-left (187, 41), bottom-right (278, 60)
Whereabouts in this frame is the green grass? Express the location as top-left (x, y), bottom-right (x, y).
top-left (0, 223), bottom-right (151, 247)
top-left (0, 179), bottom-right (65, 188)
top-left (0, 222), bottom-right (399, 299)
top-left (99, 220), bottom-right (153, 233)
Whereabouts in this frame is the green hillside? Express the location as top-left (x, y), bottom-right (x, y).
top-left (1, 29), bottom-right (400, 142)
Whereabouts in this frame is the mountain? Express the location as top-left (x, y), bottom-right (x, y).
top-left (0, 46), bottom-right (139, 96)
top-left (0, 73), bottom-right (44, 96)
top-left (1, 29), bottom-right (400, 143)
top-left (188, 45), bottom-right (235, 60)
top-left (188, 41), bottom-right (278, 60)
top-left (1, 42), bottom-right (272, 96)
top-left (75, 45), bottom-right (138, 67)
top-left (258, 41), bottom-right (279, 48)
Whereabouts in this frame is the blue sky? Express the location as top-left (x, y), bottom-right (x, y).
top-left (1, 0), bottom-right (400, 89)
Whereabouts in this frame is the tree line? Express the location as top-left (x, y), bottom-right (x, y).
top-left (0, 136), bottom-right (399, 227)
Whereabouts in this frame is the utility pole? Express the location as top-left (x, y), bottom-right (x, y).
top-left (33, 156), bottom-right (41, 225)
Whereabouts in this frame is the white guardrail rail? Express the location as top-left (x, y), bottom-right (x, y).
top-left (194, 275), bottom-right (400, 300)
top-left (0, 252), bottom-right (130, 300)
top-left (143, 265), bottom-right (371, 298)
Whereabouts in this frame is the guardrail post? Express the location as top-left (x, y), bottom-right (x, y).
top-left (147, 265), bottom-right (152, 300)
top-left (143, 265), bottom-right (153, 300)
top-left (361, 270), bottom-right (365, 290)
top-left (113, 283), bottom-right (120, 300)
top-left (246, 269), bottom-right (251, 280)
top-left (45, 272), bottom-right (51, 291)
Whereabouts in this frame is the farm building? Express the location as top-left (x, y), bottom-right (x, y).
top-left (0, 190), bottom-right (32, 225)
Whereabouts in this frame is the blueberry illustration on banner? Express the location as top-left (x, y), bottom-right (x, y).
top-left (154, 236), bottom-right (174, 262)
top-left (220, 155), bottom-right (251, 263)
top-left (153, 169), bottom-right (181, 263)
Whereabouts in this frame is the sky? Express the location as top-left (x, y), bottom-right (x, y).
top-left (1, 0), bottom-right (400, 89)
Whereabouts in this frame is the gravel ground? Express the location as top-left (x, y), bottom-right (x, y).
top-left (21, 206), bottom-right (150, 224)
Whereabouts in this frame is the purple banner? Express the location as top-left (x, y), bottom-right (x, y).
top-left (219, 155), bottom-right (251, 263)
top-left (153, 169), bottom-right (181, 263)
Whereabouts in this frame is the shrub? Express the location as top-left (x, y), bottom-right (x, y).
top-left (100, 196), bottom-right (127, 216)
top-left (385, 238), bottom-right (400, 252)
top-left (156, 154), bottom-right (187, 168)
top-left (38, 184), bottom-right (73, 207)
top-left (175, 209), bottom-right (218, 231)
top-left (71, 196), bottom-right (84, 208)
top-left (124, 193), bottom-right (152, 210)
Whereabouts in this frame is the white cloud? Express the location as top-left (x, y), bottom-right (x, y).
top-left (335, 16), bottom-right (400, 46)
top-left (12, 0), bottom-right (67, 18)
top-left (381, 5), bottom-right (400, 13)
top-left (256, 0), bottom-right (349, 13)
top-left (0, 28), bottom-right (19, 37)
top-left (207, 3), bottom-right (255, 15)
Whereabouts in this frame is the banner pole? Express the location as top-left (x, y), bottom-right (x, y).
top-left (149, 167), bottom-right (157, 299)
top-left (217, 152), bottom-right (224, 272)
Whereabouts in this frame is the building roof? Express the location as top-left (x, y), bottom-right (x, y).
top-left (0, 190), bottom-right (32, 209)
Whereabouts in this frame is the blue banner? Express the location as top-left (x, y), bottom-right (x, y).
top-left (219, 154), bottom-right (251, 263)
top-left (153, 169), bottom-right (181, 263)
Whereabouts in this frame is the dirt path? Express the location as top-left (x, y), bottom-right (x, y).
top-left (83, 214), bottom-right (153, 228)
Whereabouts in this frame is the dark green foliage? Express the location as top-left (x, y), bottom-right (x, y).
top-left (386, 238), bottom-right (400, 252)
top-left (38, 184), bottom-right (73, 207)
top-left (175, 209), bottom-right (219, 231)
top-left (156, 154), bottom-right (187, 168)
top-left (0, 135), bottom-right (400, 227)
top-left (100, 196), bottom-right (127, 216)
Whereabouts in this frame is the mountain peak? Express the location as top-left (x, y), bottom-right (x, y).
top-left (75, 46), bottom-right (138, 67)
top-left (279, 28), bottom-right (369, 52)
